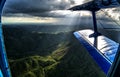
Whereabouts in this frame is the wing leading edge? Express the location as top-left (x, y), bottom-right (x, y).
top-left (74, 29), bottom-right (119, 74)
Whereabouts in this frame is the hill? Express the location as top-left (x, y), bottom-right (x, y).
top-left (3, 25), bottom-right (106, 77)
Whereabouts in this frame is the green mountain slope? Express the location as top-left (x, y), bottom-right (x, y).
top-left (3, 26), bottom-right (106, 77)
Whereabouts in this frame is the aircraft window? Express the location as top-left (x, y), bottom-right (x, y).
top-left (0, 69), bottom-right (3, 77)
top-left (1, 0), bottom-right (120, 77)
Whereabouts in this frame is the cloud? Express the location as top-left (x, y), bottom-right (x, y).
top-left (3, 0), bottom-right (75, 15)
top-left (2, 10), bottom-right (75, 18)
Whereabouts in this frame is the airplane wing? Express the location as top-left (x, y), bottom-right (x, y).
top-left (68, 0), bottom-right (120, 11)
top-left (74, 29), bottom-right (119, 74)
top-left (96, 0), bottom-right (120, 8)
top-left (68, 1), bottom-right (100, 11)
top-left (68, 0), bottom-right (120, 74)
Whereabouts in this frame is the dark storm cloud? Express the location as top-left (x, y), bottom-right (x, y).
top-left (3, 0), bottom-right (75, 15)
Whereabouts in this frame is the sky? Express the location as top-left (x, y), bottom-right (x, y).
top-left (3, 0), bottom-right (85, 16)
top-left (2, 0), bottom-right (85, 24)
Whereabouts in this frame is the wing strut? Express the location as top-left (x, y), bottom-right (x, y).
top-left (92, 11), bottom-right (99, 36)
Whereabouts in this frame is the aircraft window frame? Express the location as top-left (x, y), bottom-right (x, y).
top-left (0, 0), bottom-right (120, 77)
top-left (0, 0), bottom-right (12, 77)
